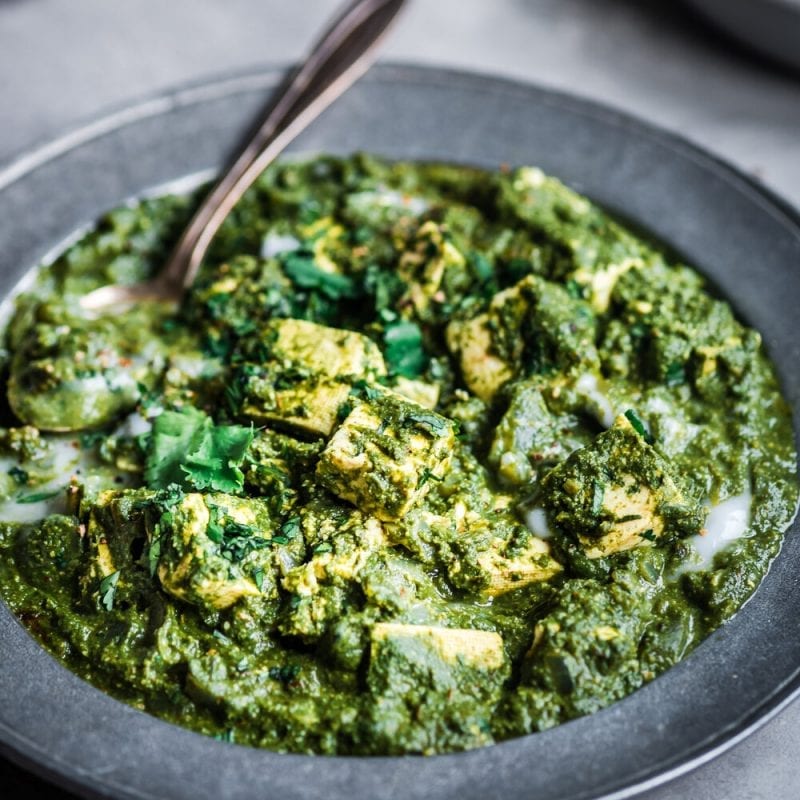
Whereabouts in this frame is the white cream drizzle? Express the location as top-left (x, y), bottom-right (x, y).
top-left (575, 373), bottom-right (616, 428)
top-left (261, 233), bottom-right (301, 259)
top-left (0, 437), bottom-right (84, 522)
top-left (523, 491), bottom-right (753, 571)
top-left (680, 490), bottom-right (752, 573)
top-left (524, 507), bottom-right (552, 539)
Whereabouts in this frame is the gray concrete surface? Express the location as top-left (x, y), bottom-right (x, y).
top-left (1, 1), bottom-right (799, 798)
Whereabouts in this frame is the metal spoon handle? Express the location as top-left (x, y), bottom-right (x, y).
top-left (159, 0), bottom-right (406, 298)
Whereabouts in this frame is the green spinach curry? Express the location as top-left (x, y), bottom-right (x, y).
top-left (0, 155), bottom-right (796, 754)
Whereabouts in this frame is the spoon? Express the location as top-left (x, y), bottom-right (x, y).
top-left (80, 0), bottom-right (407, 312)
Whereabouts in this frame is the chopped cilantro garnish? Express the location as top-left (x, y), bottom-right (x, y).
top-left (144, 407), bottom-right (253, 494)
top-left (147, 535), bottom-right (162, 578)
top-left (313, 542), bottom-right (333, 555)
top-left (79, 430), bottom-right (107, 450)
top-left (417, 467), bottom-right (444, 489)
top-left (565, 279), bottom-right (585, 300)
top-left (384, 320), bottom-right (427, 378)
top-left (665, 361), bottom-right (686, 388)
top-left (639, 529), bottom-right (657, 542)
top-left (590, 481), bottom-right (605, 516)
top-left (280, 516), bottom-right (302, 540)
top-left (16, 488), bottom-right (62, 504)
top-left (336, 399), bottom-right (354, 422)
top-left (624, 409), bottom-right (654, 445)
top-left (252, 567), bottom-right (265, 592)
top-left (365, 263), bottom-right (404, 313)
top-left (206, 504), bottom-right (270, 563)
top-left (7, 466), bottom-right (28, 485)
top-left (469, 251), bottom-right (494, 284)
top-left (268, 664), bottom-right (301, 684)
top-left (282, 250), bottom-right (358, 300)
top-left (223, 378), bottom-right (246, 417)
top-left (349, 379), bottom-right (382, 401)
top-left (405, 411), bottom-right (448, 436)
top-left (99, 570), bottom-right (121, 611)
top-left (505, 257), bottom-right (532, 283)
top-left (202, 330), bottom-right (235, 360)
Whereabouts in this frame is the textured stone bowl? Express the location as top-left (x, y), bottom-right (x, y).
top-left (0, 65), bottom-right (799, 800)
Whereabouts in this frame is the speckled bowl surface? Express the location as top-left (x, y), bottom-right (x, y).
top-left (0, 64), bottom-right (799, 800)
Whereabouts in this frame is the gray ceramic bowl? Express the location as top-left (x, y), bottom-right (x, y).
top-left (1, 64), bottom-right (799, 800)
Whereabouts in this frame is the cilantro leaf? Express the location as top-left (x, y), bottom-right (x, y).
top-left (206, 504), bottom-right (271, 563)
top-left (253, 567), bottom-right (265, 592)
top-left (99, 570), bottom-right (121, 611)
top-left (280, 516), bottom-right (302, 540)
top-left (147, 536), bottom-right (162, 578)
top-left (268, 664), bottom-right (300, 684)
top-left (383, 320), bottom-right (427, 378)
top-left (8, 466), bottom-right (29, 485)
top-left (665, 361), bottom-right (686, 388)
top-left (281, 250), bottom-right (358, 300)
top-left (624, 409), bottom-right (655, 445)
top-left (145, 407), bottom-right (253, 494)
top-left (417, 467), bottom-right (444, 489)
top-left (590, 480), bottom-right (605, 516)
top-left (16, 488), bottom-right (63, 504)
top-left (405, 411), bottom-right (449, 437)
top-left (349, 379), bottom-right (382, 402)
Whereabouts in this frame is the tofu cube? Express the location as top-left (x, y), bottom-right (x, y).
top-left (316, 392), bottom-right (456, 520)
top-left (371, 622), bottom-right (505, 671)
top-left (365, 622), bottom-right (508, 753)
top-left (539, 413), bottom-right (705, 558)
top-left (237, 318), bottom-right (386, 437)
top-left (156, 493), bottom-right (274, 610)
top-left (80, 488), bottom-right (153, 597)
top-left (476, 535), bottom-right (562, 596)
top-left (445, 280), bottom-right (527, 402)
top-left (446, 274), bottom-right (598, 403)
top-left (390, 376), bottom-right (440, 410)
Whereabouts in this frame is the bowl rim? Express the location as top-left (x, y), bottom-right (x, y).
top-left (0, 61), bottom-right (799, 800)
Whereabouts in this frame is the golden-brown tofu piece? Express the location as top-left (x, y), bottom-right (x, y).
top-left (371, 622), bottom-right (505, 670)
top-left (316, 392), bottom-right (456, 521)
top-left (156, 493), bottom-right (270, 610)
top-left (476, 535), bottom-right (562, 595)
top-left (445, 280), bottom-right (529, 402)
top-left (238, 318), bottom-right (386, 437)
top-left (538, 413), bottom-right (705, 559)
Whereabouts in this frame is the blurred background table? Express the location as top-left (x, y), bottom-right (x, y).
top-left (1, 1), bottom-right (799, 797)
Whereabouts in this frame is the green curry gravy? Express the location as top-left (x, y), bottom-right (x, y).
top-left (0, 155), bottom-right (796, 754)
